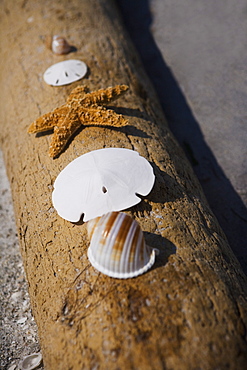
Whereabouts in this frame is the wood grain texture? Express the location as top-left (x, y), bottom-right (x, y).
top-left (0, 0), bottom-right (246, 369)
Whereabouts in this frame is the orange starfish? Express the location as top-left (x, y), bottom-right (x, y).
top-left (28, 85), bottom-right (129, 158)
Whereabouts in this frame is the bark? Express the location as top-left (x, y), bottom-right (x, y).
top-left (0, 0), bottom-right (247, 369)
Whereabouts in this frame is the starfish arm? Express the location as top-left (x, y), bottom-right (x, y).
top-left (28, 105), bottom-right (69, 133)
top-left (49, 113), bottom-right (82, 158)
top-left (66, 85), bottom-right (89, 106)
top-left (78, 106), bottom-right (128, 127)
top-left (80, 85), bottom-right (129, 106)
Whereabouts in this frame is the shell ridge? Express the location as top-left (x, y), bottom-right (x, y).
top-left (119, 216), bottom-right (137, 275)
top-left (129, 223), bottom-right (141, 274)
top-left (99, 213), bottom-right (114, 270)
top-left (100, 212), bottom-right (119, 271)
top-left (87, 216), bottom-right (100, 239)
top-left (91, 213), bottom-right (110, 259)
top-left (132, 228), bottom-right (141, 274)
top-left (90, 219), bottom-right (102, 258)
top-left (112, 213), bottom-right (132, 274)
top-left (135, 228), bottom-right (144, 274)
top-left (110, 213), bottom-right (122, 273)
top-left (107, 212), bottom-right (122, 272)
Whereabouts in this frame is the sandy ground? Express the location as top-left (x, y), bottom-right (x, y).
top-left (1, 0), bottom-right (247, 368)
top-left (0, 151), bottom-right (43, 370)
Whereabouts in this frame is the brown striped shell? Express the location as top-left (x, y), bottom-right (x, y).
top-left (87, 212), bottom-right (156, 279)
top-left (51, 35), bottom-right (71, 55)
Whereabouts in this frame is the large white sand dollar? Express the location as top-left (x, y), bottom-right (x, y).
top-left (43, 59), bottom-right (87, 86)
top-left (52, 148), bottom-right (155, 222)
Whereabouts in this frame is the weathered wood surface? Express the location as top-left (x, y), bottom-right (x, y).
top-left (0, 0), bottom-right (247, 369)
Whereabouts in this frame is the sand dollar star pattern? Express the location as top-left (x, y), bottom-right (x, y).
top-left (28, 84), bottom-right (129, 158)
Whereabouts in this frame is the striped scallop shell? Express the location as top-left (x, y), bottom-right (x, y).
top-left (87, 212), bottom-right (156, 279)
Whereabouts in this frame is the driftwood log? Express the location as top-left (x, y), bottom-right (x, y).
top-left (1, 0), bottom-right (247, 369)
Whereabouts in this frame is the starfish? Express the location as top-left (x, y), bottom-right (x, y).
top-left (28, 84), bottom-right (129, 158)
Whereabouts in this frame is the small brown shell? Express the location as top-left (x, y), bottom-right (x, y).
top-left (47, 35), bottom-right (71, 55)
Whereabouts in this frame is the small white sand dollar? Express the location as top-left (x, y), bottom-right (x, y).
top-left (52, 148), bottom-right (155, 222)
top-left (43, 59), bottom-right (87, 86)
